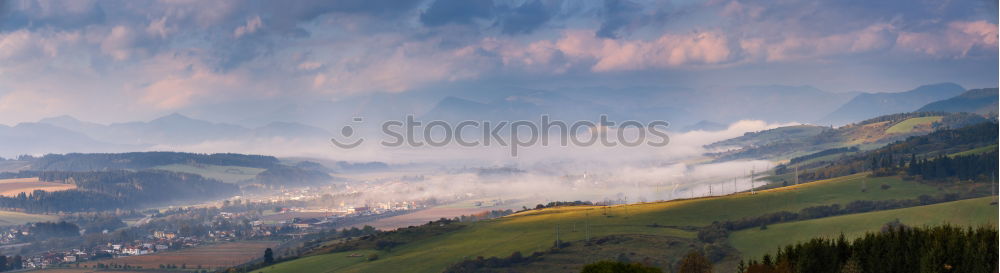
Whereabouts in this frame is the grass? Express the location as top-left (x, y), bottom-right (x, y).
top-left (0, 210), bottom-right (57, 226)
top-left (263, 173), bottom-right (949, 273)
top-left (949, 144), bottom-right (998, 157)
top-left (884, 116), bottom-right (943, 134)
top-left (153, 164), bottom-right (265, 183)
top-left (730, 196), bottom-right (999, 258)
top-left (80, 241), bottom-right (279, 269)
top-left (252, 250), bottom-right (378, 273)
top-left (0, 177), bottom-right (76, 197)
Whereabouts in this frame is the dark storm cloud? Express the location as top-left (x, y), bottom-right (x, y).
top-left (0, 0), bottom-right (428, 70)
top-left (419, 0), bottom-right (495, 27)
top-left (0, 0), bottom-right (995, 125)
top-left (419, 0), bottom-right (565, 35)
top-left (731, 0), bottom-right (997, 34)
top-left (595, 0), bottom-right (642, 39)
top-left (0, 0), bottom-right (107, 31)
top-left (499, 0), bottom-right (558, 35)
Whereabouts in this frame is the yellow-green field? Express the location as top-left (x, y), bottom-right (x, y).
top-left (884, 116), bottom-right (943, 134)
top-left (0, 210), bottom-right (57, 226)
top-left (260, 173), bottom-right (958, 272)
top-left (950, 144), bottom-right (998, 157)
top-left (153, 164), bottom-right (265, 183)
top-left (730, 197), bottom-right (999, 258)
top-left (253, 250), bottom-right (378, 273)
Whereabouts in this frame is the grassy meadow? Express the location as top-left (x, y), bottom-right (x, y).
top-left (257, 173), bottom-right (968, 272)
top-left (0, 210), bottom-right (57, 226)
top-left (884, 116), bottom-right (943, 134)
top-left (730, 196), bottom-right (998, 258)
top-left (153, 164), bottom-right (265, 183)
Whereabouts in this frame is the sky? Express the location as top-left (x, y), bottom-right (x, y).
top-left (0, 0), bottom-right (996, 125)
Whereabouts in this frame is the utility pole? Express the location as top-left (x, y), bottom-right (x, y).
top-left (794, 166), bottom-right (799, 185)
top-left (750, 168), bottom-right (756, 195)
top-left (555, 225), bottom-right (560, 248)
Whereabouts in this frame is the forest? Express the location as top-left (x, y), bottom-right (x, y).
top-left (0, 170), bottom-right (238, 212)
top-left (738, 225), bottom-right (997, 273)
top-left (26, 152), bottom-right (280, 171)
top-left (793, 122), bottom-right (998, 182)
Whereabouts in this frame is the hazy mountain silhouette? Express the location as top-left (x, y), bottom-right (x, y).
top-left (917, 88), bottom-right (998, 115)
top-left (0, 122), bottom-right (134, 157)
top-left (22, 114), bottom-right (333, 156)
top-left (818, 83), bottom-right (966, 126)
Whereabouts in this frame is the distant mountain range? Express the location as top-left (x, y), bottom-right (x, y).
top-left (917, 88), bottom-right (998, 115)
top-left (0, 114), bottom-right (332, 157)
top-left (818, 83), bottom-right (967, 126)
top-left (1, 83), bottom-right (994, 158)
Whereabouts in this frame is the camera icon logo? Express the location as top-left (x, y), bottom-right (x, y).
top-left (330, 117), bottom-right (365, 149)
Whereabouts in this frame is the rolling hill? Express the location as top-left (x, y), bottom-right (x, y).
top-left (707, 112), bottom-right (988, 162)
top-left (730, 196), bottom-right (998, 258)
top-left (917, 88), bottom-right (999, 115)
top-left (818, 83), bottom-right (966, 126)
top-left (1, 114), bottom-right (334, 158)
top-left (250, 171), bottom-right (995, 273)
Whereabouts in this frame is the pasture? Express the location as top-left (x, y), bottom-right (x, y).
top-left (884, 116), bottom-right (943, 135)
top-left (730, 196), bottom-right (999, 258)
top-left (153, 164), bottom-right (265, 183)
top-left (0, 210), bottom-right (57, 226)
top-left (0, 177), bottom-right (76, 197)
top-left (251, 250), bottom-right (378, 273)
top-left (79, 241), bottom-right (279, 270)
top-left (267, 173), bottom-right (949, 272)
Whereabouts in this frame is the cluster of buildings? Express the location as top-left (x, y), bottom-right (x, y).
top-left (12, 230), bottom-right (201, 269)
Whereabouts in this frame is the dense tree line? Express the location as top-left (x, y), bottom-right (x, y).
top-left (62, 212), bottom-right (128, 234)
top-left (739, 225), bottom-right (998, 273)
top-left (457, 209), bottom-right (515, 222)
top-left (443, 251), bottom-right (543, 273)
top-left (851, 112), bottom-right (954, 127)
top-left (710, 194), bottom-right (963, 233)
top-left (29, 152), bottom-right (279, 171)
top-left (0, 255), bottom-right (24, 272)
top-left (29, 221), bottom-right (81, 240)
top-left (907, 152), bottom-right (998, 181)
top-left (0, 170), bottom-right (238, 212)
top-left (522, 200), bottom-right (594, 211)
top-left (793, 122), bottom-right (998, 182)
top-left (787, 147), bottom-right (858, 165)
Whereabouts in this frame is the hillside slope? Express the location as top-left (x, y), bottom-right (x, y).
top-left (254, 172), bottom-right (980, 273)
top-left (917, 88), bottom-right (998, 115)
top-left (707, 112), bottom-right (988, 162)
top-left (819, 83), bottom-right (966, 126)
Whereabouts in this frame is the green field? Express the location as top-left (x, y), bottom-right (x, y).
top-left (253, 250), bottom-right (378, 273)
top-left (153, 164), bottom-right (265, 183)
top-left (885, 116), bottom-right (943, 134)
top-left (0, 210), bottom-right (57, 226)
top-left (730, 197), bottom-right (999, 258)
top-left (950, 144), bottom-right (998, 157)
top-left (261, 173), bottom-right (954, 272)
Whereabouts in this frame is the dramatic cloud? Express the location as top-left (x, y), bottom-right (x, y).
top-left (0, 0), bottom-right (994, 124)
top-left (498, 0), bottom-right (556, 35)
top-left (420, 0), bottom-right (494, 27)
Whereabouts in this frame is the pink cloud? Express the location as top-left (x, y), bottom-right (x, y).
top-left (897, 20), bottom-right (998, 58)
top-left (497, 30), bottom-right (734, 72)
top-left (138, 54), bottom-right (248, 109)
